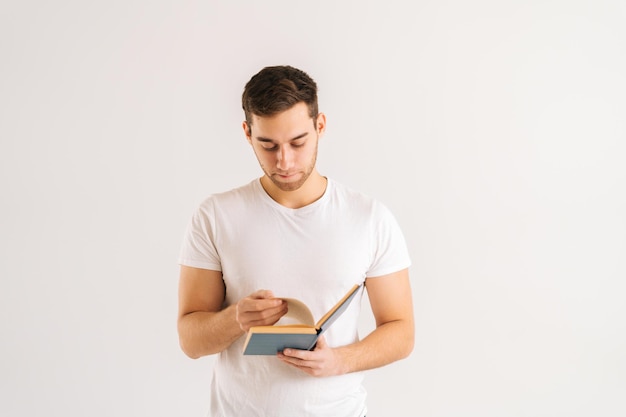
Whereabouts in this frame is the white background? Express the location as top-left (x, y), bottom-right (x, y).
top-left (1, 1), bottom-right (625, 416)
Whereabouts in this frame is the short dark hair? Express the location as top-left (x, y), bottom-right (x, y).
top-left (242, 65), bottom-right (319, 129)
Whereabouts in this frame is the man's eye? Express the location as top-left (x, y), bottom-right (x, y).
top-left (292, 141), bottom-right (305, 148)
top-left (262, 145), bottom-right (278, 151)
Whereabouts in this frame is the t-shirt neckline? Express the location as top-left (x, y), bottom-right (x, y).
top-left (253, 177), bottom-right (332, 215)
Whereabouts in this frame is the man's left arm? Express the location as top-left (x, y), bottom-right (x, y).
top-left (278, 268), bottom-right (414, 376)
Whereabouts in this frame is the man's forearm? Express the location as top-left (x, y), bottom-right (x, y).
top-left (178, 304), bottom-right (244, 359)
top-left (336, 318), bottom-right (414, 374)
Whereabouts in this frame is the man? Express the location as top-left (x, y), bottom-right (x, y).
top-left (177, 65), bottom-right (414, 417)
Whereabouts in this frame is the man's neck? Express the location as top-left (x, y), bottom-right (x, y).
top-left (260, 172), bottom-right (327, 209)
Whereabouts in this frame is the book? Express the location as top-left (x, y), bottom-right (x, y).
top-left (242, 283), bottom-right (363, 355)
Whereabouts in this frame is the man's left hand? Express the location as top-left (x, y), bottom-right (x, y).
top-left (277, 336), bottom-right (348, 377)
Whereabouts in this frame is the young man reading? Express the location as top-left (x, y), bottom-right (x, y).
top-left (177, 65), bottom-right (414, 417)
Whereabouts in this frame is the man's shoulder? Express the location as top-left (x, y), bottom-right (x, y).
top-left (190, 180), bottom-right (262, 220)
top-left (200, 179), bottom-right (259, 205)
top-left (328, 178), bottom-right (382, 208)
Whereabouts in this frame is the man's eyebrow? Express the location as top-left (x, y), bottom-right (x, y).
top-left (256, 132), bottom-right (309, 143)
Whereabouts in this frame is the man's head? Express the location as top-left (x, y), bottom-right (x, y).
top-left (242, 65), bottom-right (319, 135)
top-left (241, 66), bottom-right (326, 196)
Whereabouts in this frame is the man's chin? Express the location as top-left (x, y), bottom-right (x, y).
top-left (270, 176), bottom-right (305, 191)
top-left (274, 182), bottom-right (303, 192)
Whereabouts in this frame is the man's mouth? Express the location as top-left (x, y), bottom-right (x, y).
top-left (276, 172), bottom-right (296, 179)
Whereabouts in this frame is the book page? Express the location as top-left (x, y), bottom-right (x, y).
top-left (282, 298), bottom-right (315, 326)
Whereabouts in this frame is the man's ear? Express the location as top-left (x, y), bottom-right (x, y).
top-left (242, 121), bottom-right (252, 143)
top-left (316, 113), bottom-right (327, 135)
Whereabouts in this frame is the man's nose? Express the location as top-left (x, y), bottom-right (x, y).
top-left (276, 145), bottom-right (294, 170)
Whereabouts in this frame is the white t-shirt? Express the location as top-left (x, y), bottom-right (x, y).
top-left (178, 178), bottom-right (411, 417)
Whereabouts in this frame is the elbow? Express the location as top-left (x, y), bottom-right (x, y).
top-left (177, 321), bottom-right (206, 359)
top-left (391, 318), bottom-right (415, 360)
top-left (397, 325), bottom-right (415, 360)
top-left (399, 335), bottom-right (414, 360)
top-left (177, 315), bottom-right (208, 359)
top-left (179, 337), bottom-right (202, 360)
top-left (178, 330), bottom-right (223, 359)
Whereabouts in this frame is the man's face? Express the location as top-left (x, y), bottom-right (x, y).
top-left (244, 102), bottom-right (326, 192)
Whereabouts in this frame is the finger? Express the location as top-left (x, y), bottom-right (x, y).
top-left (249, 289), bottom-right (275, 300)
top-left (237, 297), bottom-right (287, 330)
top-left (278, 351), bottom-right (319, 376)
top-left (245, 306), bottom-right (288, 326)
top-left (240, 293), bottom-right (283, 314)
top-left (244, 298), bottom-right (285, 314)
top-left (282, 346), bottom-right (314, 360)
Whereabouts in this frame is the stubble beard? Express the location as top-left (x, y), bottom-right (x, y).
top-left (263, 143), bottom-right (318, 192)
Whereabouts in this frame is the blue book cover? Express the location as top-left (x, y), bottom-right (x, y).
top-left (242, 284), bottom-right (363, 355)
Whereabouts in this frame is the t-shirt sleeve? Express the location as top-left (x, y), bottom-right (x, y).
top-left (177, 198), bottom-right (222, 271)
top-left (366, 202), bottom-right (411, 277)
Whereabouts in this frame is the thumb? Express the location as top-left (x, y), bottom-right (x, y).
top-left (315, 335), bottom-right (328, 349)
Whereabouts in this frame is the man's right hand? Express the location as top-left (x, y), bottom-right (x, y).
top-left (235, 290), bottom-right (288, 331)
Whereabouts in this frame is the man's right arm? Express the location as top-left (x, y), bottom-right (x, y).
top-left (177, 265), bottom-right (287, 359)
top-left (177, 266), bottom-right (242, 358)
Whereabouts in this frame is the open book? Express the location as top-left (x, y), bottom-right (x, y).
top-left (242, 283), bottom-right (363, 355)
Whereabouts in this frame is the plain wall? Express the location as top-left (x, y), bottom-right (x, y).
top-left (1, 1), bottom-right (625, 416)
